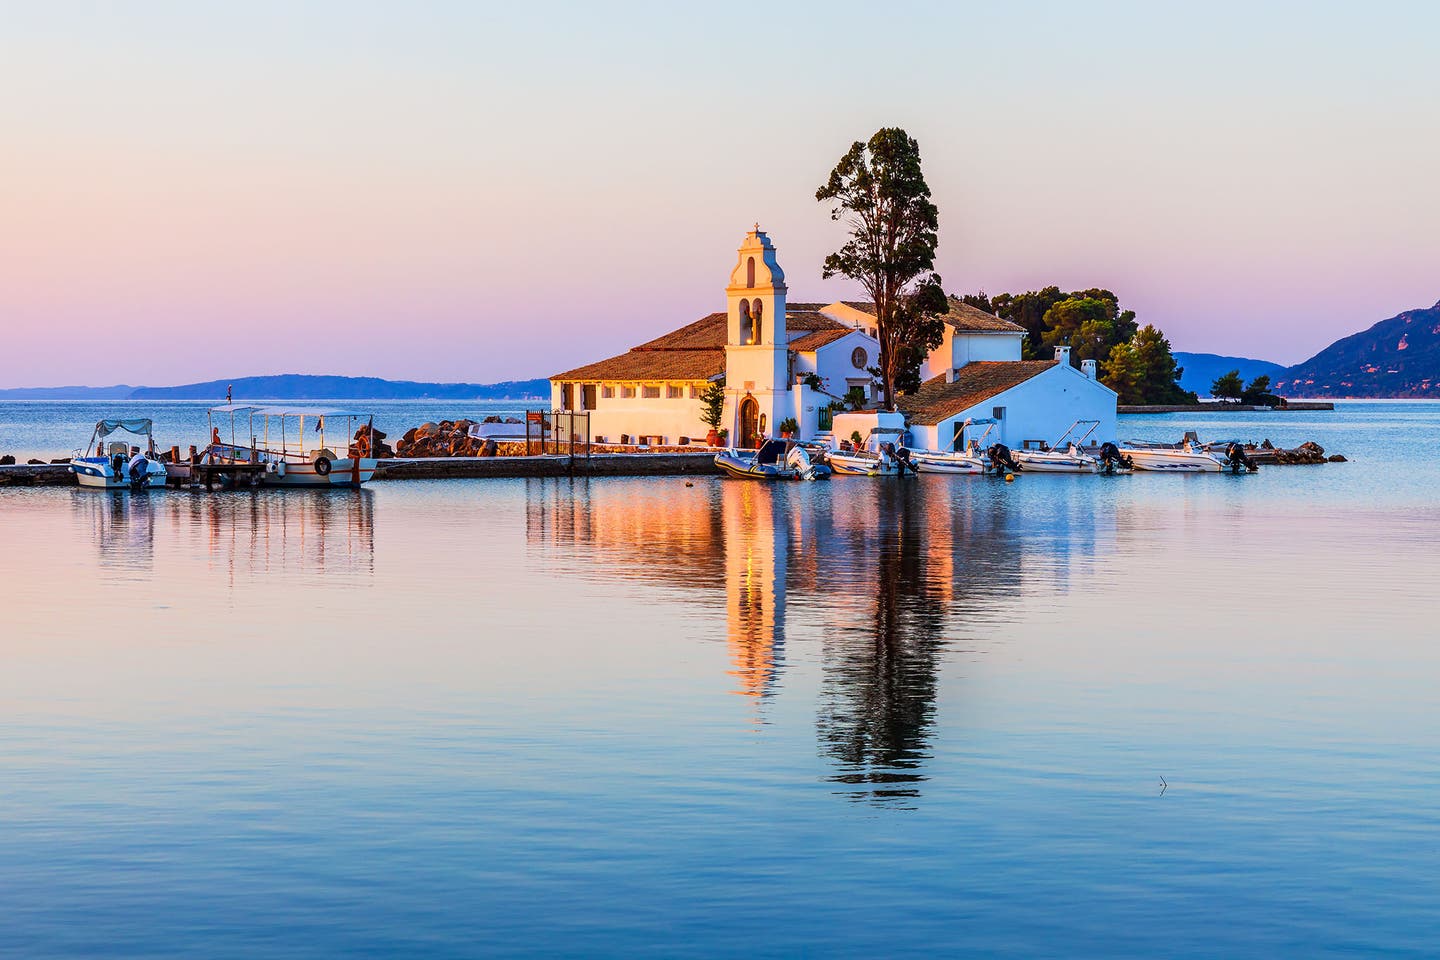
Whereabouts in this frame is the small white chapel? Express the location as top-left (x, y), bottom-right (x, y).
top-left (550, 226), bottom-right (1117, 450)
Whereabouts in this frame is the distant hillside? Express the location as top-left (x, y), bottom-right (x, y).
top-left (1275, 300), bottom-right (1440, 398)
top-left (0, 384), bottom-right (138, 400)
top-left (0, 374), bottom-right (549, 401)
top-left (1173, 353), bottom-right (1286, 396)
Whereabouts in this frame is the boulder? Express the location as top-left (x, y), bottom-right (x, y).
top-left (1328, 454), bottom-right (1347, 462)
top-left (27, 458), bottom-right (44, 465)
top-left (0, 454), bottom-right (14, 465)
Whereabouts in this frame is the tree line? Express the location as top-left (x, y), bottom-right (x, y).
top-left (818, 128), bottom-right (1198, 407)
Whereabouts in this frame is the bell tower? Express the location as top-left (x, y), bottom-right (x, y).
top-left (726, 225), bottom-right (788, 348)
top-left (723, 226), bottom-right (791, 446)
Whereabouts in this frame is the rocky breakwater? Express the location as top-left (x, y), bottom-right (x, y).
top-left (1253, 440), bottom-right (1347, 465)
top-left (394, 419), bottom-right (493, 457)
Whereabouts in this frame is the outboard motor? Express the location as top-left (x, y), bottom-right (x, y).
top-left (1225, 442), bottom-right (1258, 474)
top-left (1098, 441), bottom-right (1133, 474)
top-left (894, 446), bottom-right (918, 475)
top-left (987, 443), bottom-right (1021, 473)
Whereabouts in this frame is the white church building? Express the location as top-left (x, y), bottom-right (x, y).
top-left (550, 226), bottom-right (1116, 450)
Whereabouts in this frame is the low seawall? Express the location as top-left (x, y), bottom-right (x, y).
top-left (1120, 402), bottom-right (1334, 414)
top-left (1, 453), bottom-right (722, 487)
top-left (375, 453), bottom-right (720, 479)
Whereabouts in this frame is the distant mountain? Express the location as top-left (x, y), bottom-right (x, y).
top-left (1275, 300), bottom-right (1440, 398)
top-left (1173, 353), bottom-right (1287, 396)
top-left (0, 384), bottom-right (138, 400)
top-left (0, 374), bottom-right (549, 401)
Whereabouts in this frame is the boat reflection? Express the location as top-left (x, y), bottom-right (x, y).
top-left (74, 488), bottom-right (375, 583)
top-left (523, 476), bottom-right (1112, 803)
top-left (74, 489), bottom-right (159, 575)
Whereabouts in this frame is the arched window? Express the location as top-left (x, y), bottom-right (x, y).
top-left (738, 299), bottom-right (753, 344)
top-left (752, 299), bottom-right (763, 344)
top-left (746, 257), bottom-right (755, 288)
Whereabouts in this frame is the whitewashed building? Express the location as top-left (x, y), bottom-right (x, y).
top-left (549, 226), bottom-right (1117, 448)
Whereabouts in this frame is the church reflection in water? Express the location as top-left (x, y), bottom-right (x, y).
top-left (525, 476), bottom-right (1111, 804)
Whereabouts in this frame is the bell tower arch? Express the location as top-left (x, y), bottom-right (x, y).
top-left (723, 226), bottom-right (791, 445)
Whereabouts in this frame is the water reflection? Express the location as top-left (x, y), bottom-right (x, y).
top-left (74, 488), bottom-right (376, 583)
top-left (76, 489), bottom-right (159, 576)
top-left (523, 476), bottom-right (1113, 803)
top-left (817, 483), bottom-right (949, 803)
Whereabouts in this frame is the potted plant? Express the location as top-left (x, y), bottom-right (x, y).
top-left (699, 378), bottom-right (726, 446)
top-left (777, 416), bottom-right (799, 439)
top-left (717, 428), bottom-right (729, 448)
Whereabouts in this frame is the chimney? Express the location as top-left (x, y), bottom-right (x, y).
top-left (1054, 345), bottom-right (1071, 366)
top-left (1081, 359), bottom-right (1097, 380)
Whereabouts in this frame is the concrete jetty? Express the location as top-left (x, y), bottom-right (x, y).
top-left (1, 453), bottom-right (723, 487)
top-left (1119, 401), bottom-right (1334, 414)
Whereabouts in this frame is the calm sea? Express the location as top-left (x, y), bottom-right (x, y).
top-left (0, 399), bottom-right (539, 460)
top-left (1, 401), bottom-right (1437, 957)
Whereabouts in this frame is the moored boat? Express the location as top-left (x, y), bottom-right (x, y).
top-left (910, 418), bottom-right (996, 475)
top-left (715, 439), bottom-right (832, 480)
top-left (1008, 421), bottom-right (1102, 473)
top-left (1120, 441), bottom-right (1227, 472)
top-left (205, 405), bottom-right (379, 488)
top-left (1120, 439), bottom-right (1258, 473)
top-left (68, 418), bottom-right (168, 490)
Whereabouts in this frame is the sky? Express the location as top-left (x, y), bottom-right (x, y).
top-left (3, 1), bottom-right (1438, 387)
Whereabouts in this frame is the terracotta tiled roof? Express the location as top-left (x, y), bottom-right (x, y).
top-left (899, 361), bottom-right (1057, 425)
top-left (842, 298), bottom-right (1025, 334)
top-left (786, 310), bottom-right (849, 333)
top-left (633, 312), bottom-right (728, 351)
top-left (790, 328), bottom-right (853, 352)
top-left (552, 348), bottom-right (725, 383)
top-left (552, 306), bottom-right (855, 381)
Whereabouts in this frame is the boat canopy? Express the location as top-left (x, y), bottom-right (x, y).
top-left (93, 418), bottom-right (153, 438)
top-left (250, 406), bottom-right (372, 419)
top-left (208, 404), bottom-right (371, 419)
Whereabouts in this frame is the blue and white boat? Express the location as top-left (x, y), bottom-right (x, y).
top-left (68, 418), bottom-right (168, 490)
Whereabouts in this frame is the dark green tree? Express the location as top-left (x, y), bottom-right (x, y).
top-left (1241, 374), bottom-right (1274, 405)
top-left (817, 128), bottom-right (947, 409)
top-left (1039, 293), bottom-right (1138, 366)
top-left (987, 287), bottom-right (1067, 357)
top-left (1211, 369), bottom-right (1244, 402)
top-left (699, 377), bottom-right (726, 430)
top-left (1102, 325), bottom-right (1196, 405)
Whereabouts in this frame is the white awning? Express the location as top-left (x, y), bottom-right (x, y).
top-left (249, 406), bottom-right (372, 418)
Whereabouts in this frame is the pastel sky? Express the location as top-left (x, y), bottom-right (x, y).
top-left (3, 1), bottom-right (1438, 387)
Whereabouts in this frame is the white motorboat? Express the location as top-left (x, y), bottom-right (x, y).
top-left (910, 418), bottom-right (996, 475)
top-left (829, 440), bottom-right (919, 476)
top-left (828, 424), bottom-right (918, 476)
top-left (68, 418), bottom-right (169, 490)
top-left (1120, 438), bottom-right (1258, 473)
top-left (911, 449), bottom-right (987, 474)
top-left (1009, 420), bottom-right (1102, 473)
top-left (205, 405), bottom-right (379, 488)
top-left (1120, 440), bottom-right (1227, 472)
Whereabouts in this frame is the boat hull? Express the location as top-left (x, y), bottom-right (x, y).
top-left (70, 458), bottom-right (167, 490)
top-left (714, 451), bottom-right (797, 481)
top-left (1010, 452), bottom-right (1100, 473)
top-left (911, 452), bottom-right (986, 475)
top-left (828, 453), bottom-right (903, 476)
top-left (262, 457), bottom-right (377, 487)
top-left (1122, 448), bottom-right (1225, 472)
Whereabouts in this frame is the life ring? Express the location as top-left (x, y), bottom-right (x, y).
top-left (314, 456), bottom-right (332, 476)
